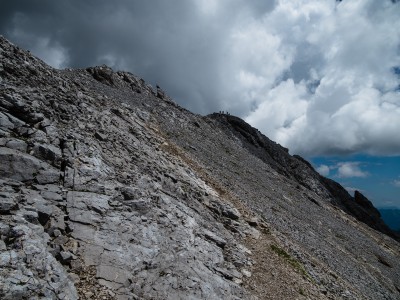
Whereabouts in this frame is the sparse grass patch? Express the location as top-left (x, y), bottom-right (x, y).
top-left (270, 244), bottom-right (291, 259)
top-left (335, 233), bottom-right (346, 240)
top-left (270, 245), bottom-right (313, 282)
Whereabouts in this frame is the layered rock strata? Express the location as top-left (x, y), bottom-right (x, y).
top-left (0, 36), bottom-right (399, 300)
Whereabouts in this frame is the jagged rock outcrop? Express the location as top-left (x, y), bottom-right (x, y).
top-left (1, 36), bottom-right (400, 299)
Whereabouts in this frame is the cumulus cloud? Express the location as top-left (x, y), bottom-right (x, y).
top-left (336, 162), bottom-right (369, 178)
top-left (393, 179), bottom-right (400, 187)
top-left (10, 30), bottom-right (68, 68)
top-left (244, 0), bottom-right (400, 156)
top-left (1, 0), bottom-right (399, 156)
top-left (317, 161), bottom-right (370, 178)
top-left (316, 164), bottom-right (330, 176)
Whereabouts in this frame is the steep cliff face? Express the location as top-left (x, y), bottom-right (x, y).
top-left (0, 36), bottom-right (399, 300)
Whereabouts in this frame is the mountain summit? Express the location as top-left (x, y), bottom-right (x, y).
top-left (0, 36), bottom-right (399, 299)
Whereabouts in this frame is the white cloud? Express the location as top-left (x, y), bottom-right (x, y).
top-left (393, 179), bottom-right (400, 187)
top-left (316, 164), bottom-right (330, 176)
top-left (243, 0), bottom-right (400, 156)
top-left (34, 38), bottom-right (67, 69)
top-left (8, 23), bottom-right (68, 69)
top-left (245, 79), bottom-right (308, 145)
top-left (336, 162), bottom-right (369, 178)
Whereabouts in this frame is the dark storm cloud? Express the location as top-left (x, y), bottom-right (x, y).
top-left (1, 0), bottom-right (400, 156)
top-left (0, 0), bottom-right (264, 114)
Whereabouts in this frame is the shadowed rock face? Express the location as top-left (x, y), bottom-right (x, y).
top-left (208, 114), bottom-right (398, 241)
top-left (0, 36), bottom-right (400, 300)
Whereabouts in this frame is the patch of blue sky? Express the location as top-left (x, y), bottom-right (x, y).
top-left (309, 154), bottom-right (400, 209)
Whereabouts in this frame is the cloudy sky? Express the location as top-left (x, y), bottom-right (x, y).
top-left (1, 0), bottom-right (399, 209)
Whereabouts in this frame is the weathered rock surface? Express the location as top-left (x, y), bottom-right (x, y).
top-left (208, 114), bottom-right (397, 240)
top-left (0, 36), bottom-right (399, 300)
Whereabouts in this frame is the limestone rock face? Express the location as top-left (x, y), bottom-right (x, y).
top-left (0, 36), bottom-right (400, 300)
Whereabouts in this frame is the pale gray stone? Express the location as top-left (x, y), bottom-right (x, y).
top-left (0, 147), bottom-right (48, 181)
top-left (0, 112), bottom-right (14, 129)
top-left (4, 138), bottom-right (28, 152)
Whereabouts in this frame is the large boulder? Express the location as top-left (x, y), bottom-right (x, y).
top-left (0, 147), bottom-right (50, 182)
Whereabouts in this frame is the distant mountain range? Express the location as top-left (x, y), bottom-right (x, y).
top-left (379, 208), bottom-right (400, 231)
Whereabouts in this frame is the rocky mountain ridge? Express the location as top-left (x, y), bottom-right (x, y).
top-left (207, 114), bottom-right (397, 240)
top-left (0, 36), bottom-right (399, 299)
